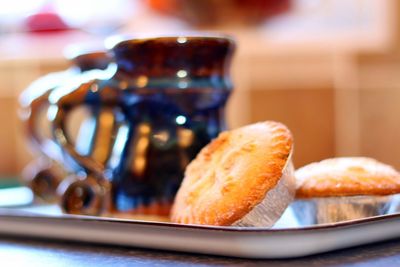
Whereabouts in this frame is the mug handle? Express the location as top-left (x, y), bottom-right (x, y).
top-left (24, 91), bottom-right (64, 162)
top-left (20, 87), bottom-right (67, 200)
top-left (51, 79), bottom-right (118, 178)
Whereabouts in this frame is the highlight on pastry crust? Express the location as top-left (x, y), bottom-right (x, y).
top-left (171, 121), bottom-right (294, 226)
top-left (295, 157), bottom-right (400, 198)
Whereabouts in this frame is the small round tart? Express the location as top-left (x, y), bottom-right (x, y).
top-left (296, 157), bottom-right (400, 198)
top-left (171, 121), bottom-right (294, 226)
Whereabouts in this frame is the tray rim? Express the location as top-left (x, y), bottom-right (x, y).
top-left (1, 207), bottom-right (400, 258)
top-left (1, 207), bottom-right (400, 233)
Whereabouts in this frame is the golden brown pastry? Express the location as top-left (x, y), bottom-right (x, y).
top-left (171, 121), bottom-right (295, 226)
top-left (296, 157), bottom-right (400, 198)
top-left (292, 157), bottom-right (400, 225)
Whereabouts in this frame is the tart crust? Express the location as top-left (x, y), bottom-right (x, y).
top-left (171, 121), bottom-right (293, 225)
top-left (296, 157), bottom-right (400, 198)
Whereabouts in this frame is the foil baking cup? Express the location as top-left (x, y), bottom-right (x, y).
top-left (388, 194), bottom-right (400, 214)
top-left (290, 194), bottom-right (400, 226)
top-left (233, 154), bottom-right (296, 227)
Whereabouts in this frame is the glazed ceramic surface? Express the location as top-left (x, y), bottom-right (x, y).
top-left (52, 36), bottom-right (235, 216)
top-left (19, 50), bottom-right (111, 201)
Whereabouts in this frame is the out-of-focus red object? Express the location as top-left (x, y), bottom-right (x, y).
top-left (147, 0), bottom-right (292, 27)
top-left (24, 3), bottom-right (70, 32)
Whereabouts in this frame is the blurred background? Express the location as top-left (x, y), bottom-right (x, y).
top-left (0, 0), bottom-right (399, 179)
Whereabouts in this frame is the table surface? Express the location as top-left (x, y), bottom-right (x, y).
top-left (1, 236), bottom-right (400, 267)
